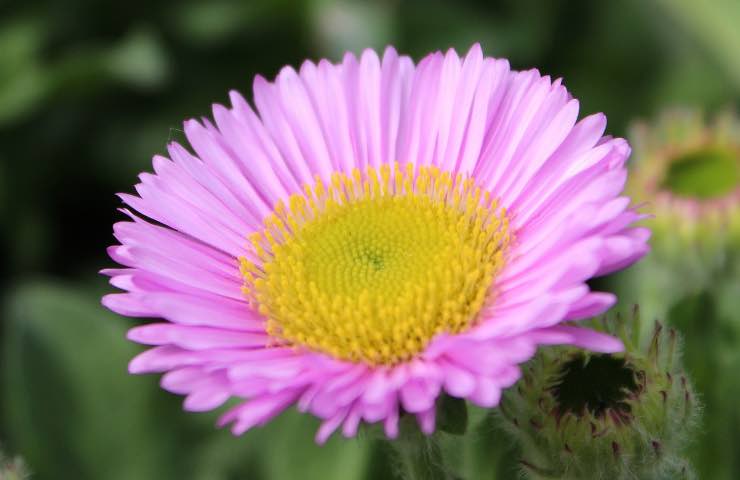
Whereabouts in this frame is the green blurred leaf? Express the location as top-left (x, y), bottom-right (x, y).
top-left (0, 18), bottom-right (52, 126)
top-left (311, 0), bottom-right (396, 58)
top-left (104, 27), bottom-right (171, 89)
top-left (0, 18), bottom-right (43, 67)
top-left (174, 1), bottom-right (255, 45)
top-left (0, 64), bottom-right (51, 126)
top-left (260, 411), bottom-right (371, 480)
top-left (655, 0), bottom-right (740, 91)
top-left (668, 292), bottom-right (740, 480)
top-left (1, 281), bottom-right (377, 480)
top-left (0, 155), bottom-right (5, 220)
top-left (1, 282), bottom-right (183, 480)
top-left (191, 408), bottom-right (374, 480)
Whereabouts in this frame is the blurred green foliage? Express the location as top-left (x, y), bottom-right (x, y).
top-left (1, 1), bottom-right (739, 479)
top-left (667, 292), bottom-right (740, 479)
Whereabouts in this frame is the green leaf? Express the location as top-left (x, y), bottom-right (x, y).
top-left (190, 404), bottom-right (375, 480)
top-left (260, 411), bottom-right (371, 480)
top-left (104, 27), bottom-right (170, 89)
top-left (655, 0), bottom-right (740, 90)
top-left (2, 281), bottom-right (379, 480)
top-left (0, 18), bottom-right (52, 126)
top-left (668, 291), bottom-right (740, 480)
top-left (1, 282), bottom-right (187, 480)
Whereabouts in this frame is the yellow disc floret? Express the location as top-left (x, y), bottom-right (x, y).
top-left (240, 163), bottom-right (511, 365)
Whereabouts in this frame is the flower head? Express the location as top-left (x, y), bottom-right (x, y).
top-left (102, 44), bottom-right (648, 442)
top-left (620, 109), bottom-right (740, 322)
top-left (500, 310), bottom-right (699, 479)
top-left (628, 109), bottom-right (740, 267)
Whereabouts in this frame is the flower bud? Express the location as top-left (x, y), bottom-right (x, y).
top-left (620, 108), bottom-right (740, 321)
top-left (499, 310), bottom-right (699, 479)
top-left (615, 108), bottom-right (740, 478)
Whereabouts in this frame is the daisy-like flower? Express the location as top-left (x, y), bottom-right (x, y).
top-left (102, 44), bottom-right (649, 443)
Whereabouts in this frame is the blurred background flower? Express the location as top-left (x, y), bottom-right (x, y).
top-left (614, 107), bottom-right (740, 478)
top-left (0, 446), bottom-right (29, 480)
top-left (1, 1), bottom-right (739, 479)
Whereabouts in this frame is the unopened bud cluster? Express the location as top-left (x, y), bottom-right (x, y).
top-left (499, 310), bottom-right (699, 480)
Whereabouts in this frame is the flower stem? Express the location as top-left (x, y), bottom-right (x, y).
top-left (389, 418), bottom-right (459, 480)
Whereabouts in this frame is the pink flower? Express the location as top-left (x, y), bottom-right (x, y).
top-left (102, 44), bottom-right (649, 443)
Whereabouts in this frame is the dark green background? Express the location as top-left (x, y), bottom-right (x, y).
top-left (1, 0), bottom-right (739, 479)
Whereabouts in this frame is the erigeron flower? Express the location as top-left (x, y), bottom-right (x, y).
top-left (102, 44), bottom-right (648, 442)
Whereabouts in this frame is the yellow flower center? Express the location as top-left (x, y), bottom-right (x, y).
top-left (240, 163), bottom-right (511, 365)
